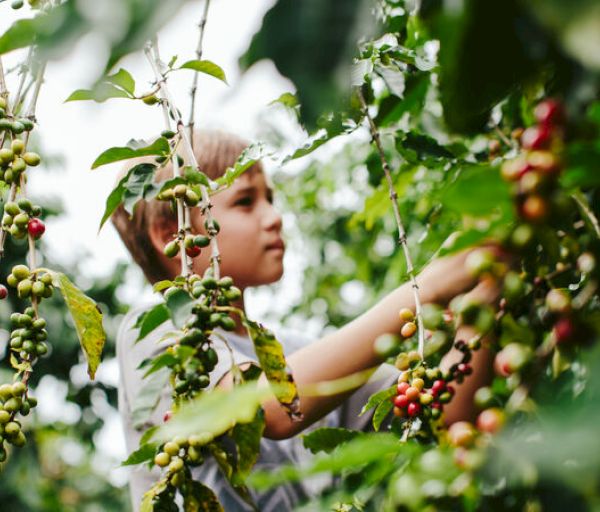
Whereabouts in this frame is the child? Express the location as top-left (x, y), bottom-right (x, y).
top-left (113, 130), bottom-right (492, 511)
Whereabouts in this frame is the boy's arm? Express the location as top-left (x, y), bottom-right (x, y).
top-left (220, 250), bottom-right (490, 439)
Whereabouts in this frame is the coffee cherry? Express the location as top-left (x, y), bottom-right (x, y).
top-left (411, 378), bottom-right (425, 391)
top-left (521, 125), bottom-right (552, 150)
top-left (184, 189), bottom-right (200, 206)
top-left (431, 379), bottom-right (446, 396)
top-left (448, 421), bottom-right (476, 447)
top-left (11, 0), bottom-right (24, 9)
top-left (405, 386), bottom-right (420, 402)
top-left (394, 394), bottom-right (409, 408)
top-left (164, 240), bottom-right (180, 258)
top-left (154, 452), bottom-right (171, 467)
top-left (419, 393), bottom-right (433, 405)
top-left (534, 99), bottom-right (564, 127)
top-left (554, 317), bottom-right (575, 344)
top-left (161, 130), bottom-right (176, 139)
top-left (401, 321), bottom-right (417, 338)
top-left (545, 289), bottom-right (571, 314)
top-left (163, 410), bottom-right (173, 422)
top-left (142, 95), bottom-right (160, 105)
top-left (163, 441), bottom-right (180, 456)
top-left (185, 245), bottom-right (201, 258)
top-left (465, 248), bottom-right (495, 277)
top-left (193, 235), bottom-right (210, 248)
top-left (174, 184), bottom-right (187, 198)
top-left (11, 139), bottom-right (24, 155)
top-left (398, 308), bottom-right (415, 323)
top-left (17, 279), bottom-right (32, 298)
top-left (501, 155), bottom-right (531, 181)
top-left (407, 402), bottom-right (421, 417)
top-left (0, 285), bottom-right (7, 300)
top-left (393, 406), bottom-right (405, 417)
top-left (526, 150), bottom-right (560, 175)
top-left (520, 195), bottom-right (548, 222)
top-left (476, 407), bottom-right (505, 434)
top-left (27, 218), bottom-right (45, 239)
top-left (494, 343), bottom-right (531, 376)
top-left (22, 152), bottom-right (41, 167)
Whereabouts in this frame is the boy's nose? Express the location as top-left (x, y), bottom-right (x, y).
top-left (262, 202), bottom-right (283, 232)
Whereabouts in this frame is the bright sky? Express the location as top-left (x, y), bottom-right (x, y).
top-left (2, 0), bottom-right (308, 300)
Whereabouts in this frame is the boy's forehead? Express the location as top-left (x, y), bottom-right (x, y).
top-left (229, 167), bottom-right (271, 190)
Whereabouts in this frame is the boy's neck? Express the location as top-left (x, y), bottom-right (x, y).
top-left (231, 296), bottom-right (247, 336)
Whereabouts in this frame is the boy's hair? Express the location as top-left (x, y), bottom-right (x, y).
top-left (112, 130), bottom-right (260, 284)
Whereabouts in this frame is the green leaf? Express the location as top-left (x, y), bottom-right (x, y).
top-left (269, 92), bottom-right (299, 109)
top-left (302, 427), bottom-right (361, 454)
top-left (207, 441), bottom-right (256, 508)
top-left (372, 397), bottom-right (394, 431)
top-left (214, 143), bottom-right (268, 189)
top-left (151, 382), bottom-right (276, 443)
top-left (164, 289), bottom-right (194, 329)
top-left (182, 480), bottom-right (224, 512)
top-left (56, 273), bottom-right (106, 380)
top-left (132, 370), bottom-right (170, 429)
top-left (142, 353), bottom-right (178, 378)
top-left (231, 409), bottom-right (265, 480)
top-left (442, 164), bottom-right (513, 217)
top-left (122, 442), bottom-right (157, 467)
top-left (140, 478), bottom-right (176, 512)
top-left (92, 138), bottom-right (169, 169)
top-left (359, 385), bottom-right (396, 416)
top-left (178, 60), bottom-right (228, 84)
top-left (135, 303), bottom-right (171, 342)
top-left (242, 318), bottom-right (302, 420)
top-left (65, 83), bottom-right (132, 103)
top-left (152, 280), bottom-right (173, 293)
top-left (106, 68), bottom-right (136, 95)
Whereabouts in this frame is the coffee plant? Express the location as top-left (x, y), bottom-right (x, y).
top-left (1, 0), bottom-right (600, 511)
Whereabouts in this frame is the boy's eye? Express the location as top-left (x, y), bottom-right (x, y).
top-left (235, 196), bottom-right (253, 207)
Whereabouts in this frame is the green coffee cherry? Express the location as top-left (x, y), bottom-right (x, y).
top-left (17, 198), bottom-right (32, 212)
top-left (13, 213), bottom-right (29, 227)
top-left (12, 382), bottom-right (25, 396)
top-left (12, 158), bottom-right (26, 173)
top-left (0, 148), bottom-right (14, 164)
top-left (168, 457), bottom-right (184, 472)
top-left (164, 441), bottom-right (180, 456)
top-left (11, 139), bottom-right (24, 155)
top-left (193, 235), bottom-right (210, 248)
top-left (164, 240), bottom-right (180, 258)
top-left (4, 202), bottom-right (20, 216)
top-left (154, 452), bottom-right (171, 467)
top-left (184, 189), bottom-right (200, 206)
top-left (17, 279), bottom-right (32, 298)
top-left (0, 411), bottom-right (10, 424)
top-left (11, 121), bottom-right (25, 134)
top-left (161, 130), bottom-right (176, 139)
top-left (23, 152), bottom-right (41, 167)
top-left (32, 281), bottom-right (45, 297)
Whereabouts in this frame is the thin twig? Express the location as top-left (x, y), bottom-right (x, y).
top-left (145, 38), bottom-right (221, 280)
top-left (188, 0), bottom-right (211, 148)
top-left (357, 88), bottom-right (426, 359)
top-left (12, 47), bottom-right (34, 116)
top-left (572, 192), bottom-right (600, 239)
top-left (494, 126), bottom-right (513, 148)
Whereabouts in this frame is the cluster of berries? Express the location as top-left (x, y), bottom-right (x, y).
top-left (0, 139), bottom-right (41, 186)
top-left (9, 308), bottom-right (50, 358)
top-left (9, 0), bottom-right (41, 9)
top-left (6, 265), bottom-right (54, 300)
top-left (163, 219), bottom-right (219, 260)
top-left (0, 382), bottom-right (38, 461)
top-left (153, 432), bottom-right (214, 487)
top-left (500, 98), bottom-right (566, 223)
top-left (2, 198), bottom-right (45, 240)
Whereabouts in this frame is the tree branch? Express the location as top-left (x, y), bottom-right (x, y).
top-left (357, 88), bottom-right (426, 359)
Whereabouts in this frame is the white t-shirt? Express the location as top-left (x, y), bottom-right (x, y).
top-left (117, 304), bottom-right (399, 511)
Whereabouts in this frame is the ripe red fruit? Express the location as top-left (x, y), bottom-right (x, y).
top-left (534, 99), bottom-right (565, 127)
top-left (476, 407), bottom-right (505, 434)
top-left (396, 382), bottom-right (410, 395)
top-left (394, 394), bottom-right (409, 408)
top-left (431, 379), bottom-right (446, 396)
top-left (0, 285), bottom-right (7, 299)
top-left (501, 156), bottom-right (531, 182)
top-left (185, 245), bottom-right (201, 258)
top-left (163, 410), bottom-right (173, 422)
top-left (458, 363), bottom-right (472, 375)
top-left (554, 317), bottom-right (575, 344)
top-left (407, 402), bottom-right (421, 417)
top-left (400, 321), bottom-right (417, 338)
top-left (405, 386), bottom-right (420, 402)
top-left (27, 218), bottom-right (45, 239)
top-left (521, 125), bottom-right (552, 150)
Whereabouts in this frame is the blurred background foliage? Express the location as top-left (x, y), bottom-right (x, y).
top-left (0, 0), bottom-right (599, 509)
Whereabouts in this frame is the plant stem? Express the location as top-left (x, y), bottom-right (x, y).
top-left (357, 88), bottom-right (426, 359)
top-left (572, 192), bottom-right (600, 239)
top-left (188, 0), bottom-right (211, 148)
top-left (145, 38), bottom-right (221, 280)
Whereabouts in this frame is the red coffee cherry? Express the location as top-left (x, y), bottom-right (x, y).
top-left (520, 195), bottom-right (548, 222)
top-left (476, 407), bottom-right (505, 434)
top-left (185, 245), bottom-right (201, 258)
top-left (0, 284), bottom-right (7, 299)
top-left (400, 321), bottom-right (417, 338)
top-left (394, 394), bottom-right (409, 408)
top-left (404, 386), bottom-right (420, 402)
top-left (396, 382), bottom-right (410, 395)
top-left (431, 379), bottom-right (446, 396)
top-left (163, 410), bottom-right (173, 422)
top-left (554, 317), bottom-right (575, 344)
top-left (521, 125), bottom-right (552, 150)
top-left (27, 218), bottom-right (45, 239)
top-left (407, 402), bottom-right (421, 417)
top-left (534, 99), bottom-right (565, 127)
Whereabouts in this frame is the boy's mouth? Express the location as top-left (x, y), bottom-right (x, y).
top-left (266, 239), bottom-right (285, 251)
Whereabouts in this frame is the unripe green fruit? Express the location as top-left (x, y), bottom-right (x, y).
top-left (17, 198), bottom-right (32, 212)
top-left (12, 265), bottom-right (31, 283)
top-left (22, 340), bottom-right (35, 353)
top-left (19, 401), bottom-right (30, 416)
top-left (32, 281), bottom-right (45, 297)
top-left (201, 277), bottom-right (217, 290)
top-left (2, 214), bottom-right (13, 227)
top-left (23, 152), bottom-right (41, 167)
top-left (474, 386), bottom-right (495, 409)
top-left (168, 457), bottom-right (184, 473)
top-left (184, 189), bottom-right (200, 206)
top-left (174, 184), bottom-right (187, 198)
top-left (12, 158), bottom-right (26, 173)
top-left (11, 121), bottom-right (25, 134)
top-left (10, 338), bottom-right (22, 349)
top-left (11, 382), bottom-right (25, 397)
top-left (184, 235), bottom-right (195, 249)
top-left (17, 279), bottom-right (32, 298)
top-left (205, 219), bottom-right (220, 235)
top-left (6, 274), bottom-right (18, 288)
top-left (12, 431), bottom-right (26, 447)
top-left (161, 130), bottom-right (176, 139)
top-left (4, 201), bottom-right (20, 216)
top-left (0, 97), bottom-right (6, 109)
top-left (42, 285), bottom-right (53, 298)
top-left (154, 452), bottom-right (171, 467)
top-left (11, 139), bottom-right (25, 155)
top-left (224, 287), bottom-right (242, 302)
top-left (218, 276), bottom-right (234, 289)
top-left (465, 248), bottom-right (495, 277)
top-left (164, 240), bottom-right (180, 258)
top-left (13, 213), bottom-right (29, 227)
top-left (164, 441), bottom-right (180, 456)
top-left (4, 421), bottom-right (20, 437)
top-left (11, 0), bottom-right (24, 9)
top-left (36, 343), bottom-right (48, 356)
top-left (40, 274), bottom-right (53, 286)
top-left (20, 119), bottom-right (34, 131)
top-left (0, 148), bottom-right (14, 164)
top-left (0, 411), bottom-right (10, 424)
top-left (3, 398), bottom-right (21, 413)
top-left (193, 235), bottom-right (209, 248)
top-left (187, 445), bottom-right (202, 464)
top-left (142, 95), bottom-right (160, 105)
top-left (33, 318), bottom-right (46, 330)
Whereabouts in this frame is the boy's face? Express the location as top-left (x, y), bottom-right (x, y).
top-left (191, 169), bottom-right (285, 289)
